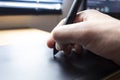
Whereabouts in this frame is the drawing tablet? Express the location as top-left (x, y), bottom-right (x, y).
top-left (0, 37), bottom-right (119, 80)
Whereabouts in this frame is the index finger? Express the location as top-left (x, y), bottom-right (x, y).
top-left (47, 19), bottom-right (65, 48)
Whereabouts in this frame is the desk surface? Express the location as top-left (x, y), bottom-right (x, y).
top-left (0, 28), bottom-right (119, 80)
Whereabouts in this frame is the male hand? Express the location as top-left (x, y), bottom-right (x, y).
top-left (47, 10), bottom-right (120, 65)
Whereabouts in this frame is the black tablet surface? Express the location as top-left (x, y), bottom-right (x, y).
top-left (0, 38), bottom-right (119, 80)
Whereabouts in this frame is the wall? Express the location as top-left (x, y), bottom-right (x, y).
top-left (0, 0), bottom-right (74, 32)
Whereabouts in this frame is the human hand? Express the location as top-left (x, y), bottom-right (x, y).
top-left (47, 10), bottom-right (120, 65)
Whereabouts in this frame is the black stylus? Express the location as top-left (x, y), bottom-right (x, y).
top-left (53, 0), bottom-right (83, 56)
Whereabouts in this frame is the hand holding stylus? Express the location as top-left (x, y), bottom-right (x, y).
top-left (53, 0), bottom-right (83, 56)
top-left (47, 9), bottom-right (120, 65)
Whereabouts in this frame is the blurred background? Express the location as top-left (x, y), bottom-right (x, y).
top-left (0, 0), bottom-right (119, 32)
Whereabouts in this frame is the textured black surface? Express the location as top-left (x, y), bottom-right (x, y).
top-left (54, 50), bottom-right (120, 80)
top-left (0, 40), bottom-right (119, 80)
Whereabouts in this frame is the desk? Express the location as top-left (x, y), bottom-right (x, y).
top-left (0, 28), bottom-right (119, 80)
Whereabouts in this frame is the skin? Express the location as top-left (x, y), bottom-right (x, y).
top-left (47, 10), bottom-right (120, 65)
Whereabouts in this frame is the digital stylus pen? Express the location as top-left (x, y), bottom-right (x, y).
top-left (53, 0), bottom-right (83, 56)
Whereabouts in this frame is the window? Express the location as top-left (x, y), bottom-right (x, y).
top-left (0, 0), bottom-right (63, 15)
top-left (86, 0), bottom-right (120, 13)
top-left (85, 0), bottom-right (120, 19)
